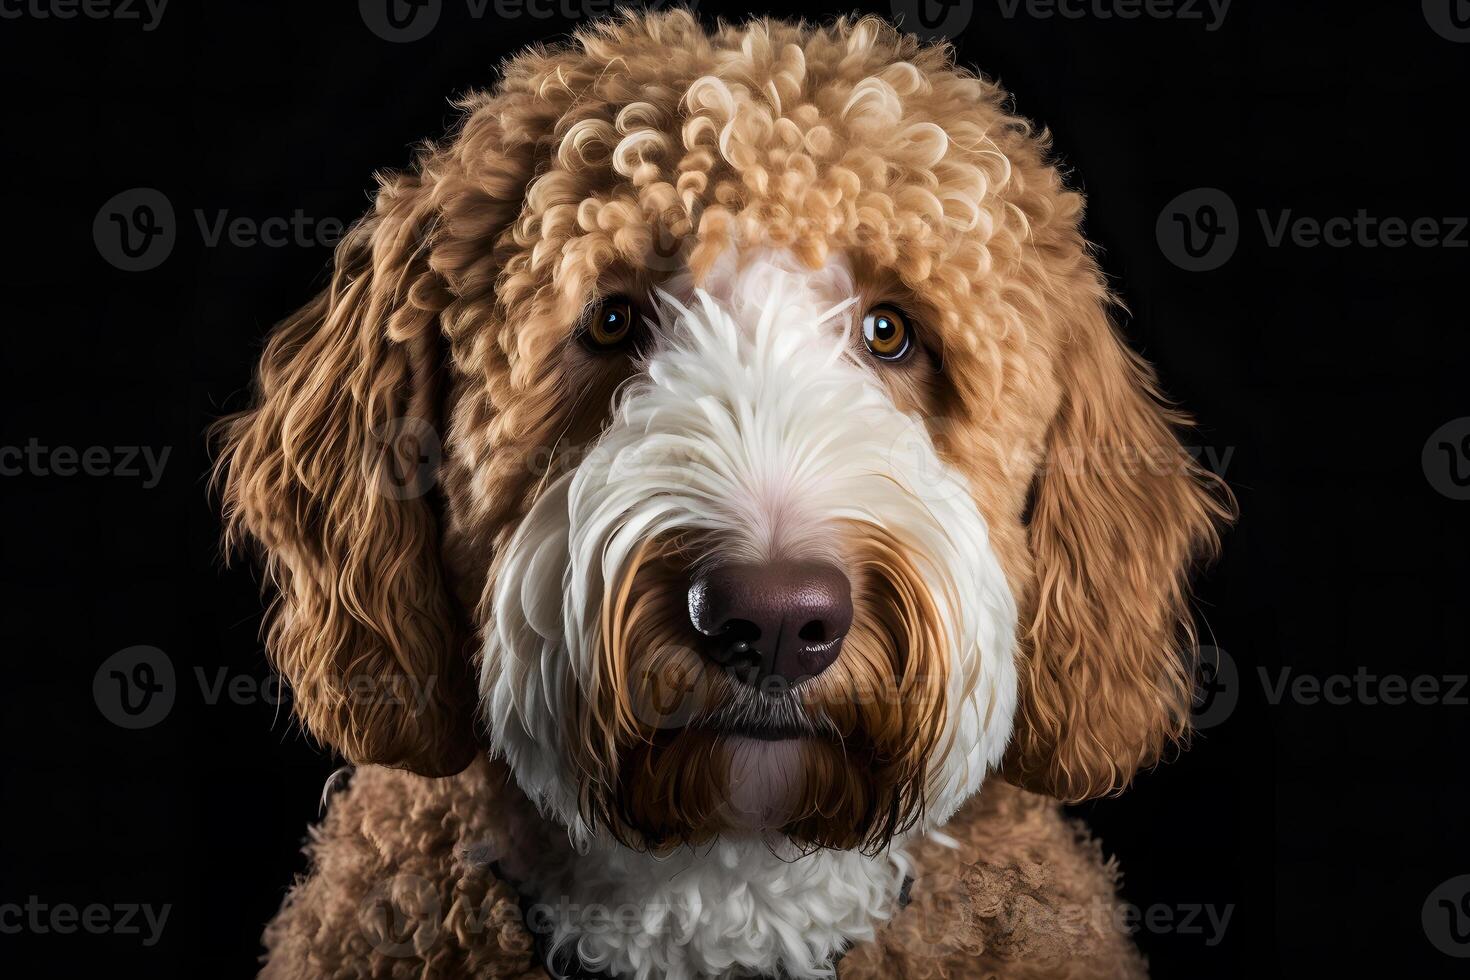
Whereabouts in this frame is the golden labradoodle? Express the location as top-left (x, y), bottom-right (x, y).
top-left (218, 11), bottom-right (1231, 978)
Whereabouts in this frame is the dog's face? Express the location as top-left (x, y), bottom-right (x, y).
top-left (481, 245), bottom-right (1019, 851)
top-left (220, 13), bottom-right (1228, 854)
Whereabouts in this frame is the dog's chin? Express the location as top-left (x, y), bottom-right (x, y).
top-left (719, 735), bottom-right (810, 832)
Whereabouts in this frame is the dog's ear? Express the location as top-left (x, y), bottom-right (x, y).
top-left (1004, 285), bottom-right (1234, 802)
top-left (215, 171), bottom-right (477, 777)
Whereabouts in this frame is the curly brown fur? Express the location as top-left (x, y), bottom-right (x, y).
top-left (262, 760), bottom-right (1143, 979)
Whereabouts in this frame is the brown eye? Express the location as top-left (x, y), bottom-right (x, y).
top-left (584, 296), bottom-right (638, 351)
top-left (862, 305), bottom-right (913, 361)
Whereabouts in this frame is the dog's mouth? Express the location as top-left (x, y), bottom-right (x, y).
top-left (715, 720), bottom-right (807, 741)
top-left (702, 698), bottom-right (830, 831)
top-left (695, 687), bottom-right (826, 743)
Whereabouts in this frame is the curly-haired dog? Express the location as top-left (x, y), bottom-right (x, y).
top-left (218, 11), bottom-right (1231, 978)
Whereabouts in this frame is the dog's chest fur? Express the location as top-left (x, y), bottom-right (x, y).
top-left (519, 837), bottom-right (908, 980)
top-left (261, 758), bottom-right (1147, 979)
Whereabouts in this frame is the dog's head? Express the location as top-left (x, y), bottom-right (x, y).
top-left (218, 13), bottom-right (1230, 854)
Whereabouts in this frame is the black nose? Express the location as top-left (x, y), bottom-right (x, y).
top-left (687, 560), bottom-right (854, 688)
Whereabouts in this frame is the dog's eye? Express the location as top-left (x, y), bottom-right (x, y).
top-left (861, 305), bottom-right (913, 362)
top-left (583, 296), bottom-right (638, 351)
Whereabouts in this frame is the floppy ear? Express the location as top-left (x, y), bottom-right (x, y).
top-left (215, 171), bottom-right (477, 777)
top-left (1005, 286), bottom-right (1234, 802)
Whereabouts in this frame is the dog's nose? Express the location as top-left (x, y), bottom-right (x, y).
top-left (687, 560), bottom-right (853, 688)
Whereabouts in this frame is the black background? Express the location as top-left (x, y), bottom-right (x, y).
top-left (2, 1), bottom-right (1467, 976)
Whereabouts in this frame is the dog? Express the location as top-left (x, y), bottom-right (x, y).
top-left (217, 11), bottom-right (1231, 978)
